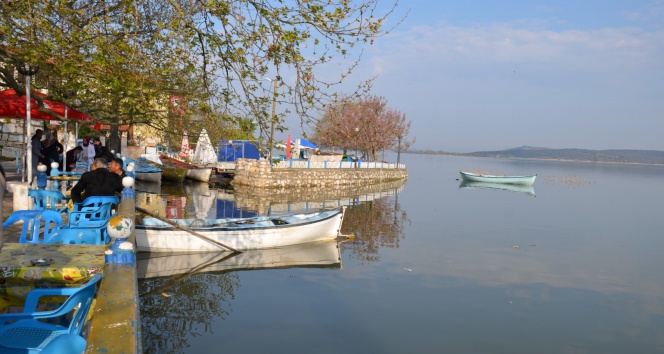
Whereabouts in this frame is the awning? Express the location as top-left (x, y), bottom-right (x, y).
top-left (0, 89), bottom-right (91, 121)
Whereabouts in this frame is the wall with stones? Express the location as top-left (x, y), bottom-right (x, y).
top-left (233, 158), bottom-right (408, 189)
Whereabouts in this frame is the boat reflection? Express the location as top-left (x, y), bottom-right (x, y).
top-left (138, 241), bottom-right (342, 354)
top-left (137, 240), bottom-right (342, 280)
top-left (458, 180), bottom-right (536, 196)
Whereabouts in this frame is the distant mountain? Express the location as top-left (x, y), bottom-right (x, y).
top-left (407, 146), bottom-right (664, 165)
top-left (472, 146), bottom-right (664, 165)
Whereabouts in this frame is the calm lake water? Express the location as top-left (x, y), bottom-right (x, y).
top-left (137, 153), bottom-right (664, 354)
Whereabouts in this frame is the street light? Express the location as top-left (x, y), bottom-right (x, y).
top-left (17, 62), bottom-right (39, 184)
top-left (265, 76), bottom-right (280, 160)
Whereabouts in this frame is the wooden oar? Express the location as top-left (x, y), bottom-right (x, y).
top-left (136, 206), bottom-right (242, 253)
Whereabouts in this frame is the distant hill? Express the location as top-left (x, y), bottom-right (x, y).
top-left (407, 146), bottom-right (664, 165)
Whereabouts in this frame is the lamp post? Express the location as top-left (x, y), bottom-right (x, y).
top-left (17, 62), bottom-right (39, 184)
top-left (265, 76), bottom-right (280, 161)
top-left (354, 127), bottom-right (359, 168)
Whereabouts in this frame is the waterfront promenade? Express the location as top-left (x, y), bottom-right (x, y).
top-left (1, 159), bottom-right (141, 353)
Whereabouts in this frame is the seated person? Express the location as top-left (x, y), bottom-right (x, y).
top-left (109, 157), bottom-right (126, 179)
top-left (65, 146), bottom-right (83, 172)
top-left (70, 158), bottom-right (123, 203)
top-left (93, 137), bottom-right (115, 161)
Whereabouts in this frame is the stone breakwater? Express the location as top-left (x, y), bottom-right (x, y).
top-left (232, 158), bottom-right (408, 189)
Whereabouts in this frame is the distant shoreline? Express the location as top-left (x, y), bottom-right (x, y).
top-left (404, 150), bottom-right (664, 167)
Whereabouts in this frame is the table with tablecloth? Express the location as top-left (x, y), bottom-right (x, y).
top-left (0, 243), bottom-right (105, 313)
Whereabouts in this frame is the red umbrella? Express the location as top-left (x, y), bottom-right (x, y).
top-left (0, 89), bottom-right (91, 121)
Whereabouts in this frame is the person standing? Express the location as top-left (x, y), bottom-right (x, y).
top-left (82, 137), bottom-right (95, 166)
top-left (70, 158), bottom-right (123, 203)
top-left (41, 131), bottom-right (63, 174)
top-left (30, 129), bottom-right (44, 180)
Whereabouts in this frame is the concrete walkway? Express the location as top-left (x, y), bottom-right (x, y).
top-left (2, 159), bottom-right (30, 243)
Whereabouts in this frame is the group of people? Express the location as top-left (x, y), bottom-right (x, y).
top-left (70, 156), bottom-right (126, 203)
top-left (30, 129), bottom-right (115, 174)
top-left (30, 129), bottom-right (63, 175)
top-left (63, 136), bottom-right (115, 172)
top-left (28, 128), bottom-right (127, 202)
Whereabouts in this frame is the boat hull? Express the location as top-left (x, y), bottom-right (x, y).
top-left (136, 240), bottom-right (341, 279)
top-left (135, 171), bottom-right (162, 183)
top-left (185, 168), bottom-right (213, 183)
top-left (459, 171), bottom-right (536, 185)
top-left (135, 208), bottom-right (345, 252)
top-left (161, 166), bottom-right (187, 182)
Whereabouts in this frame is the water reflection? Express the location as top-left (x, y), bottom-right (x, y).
top-left (135, 179), bottom-right (407, 221)
top-left (139, 272), bottom-right (238, 354)
top-left (138, 241), bottom-right (342, 354)
top-left (458, 180), bottom-right (536, 196)
top-left (137, 179), bottom-right (412, 352)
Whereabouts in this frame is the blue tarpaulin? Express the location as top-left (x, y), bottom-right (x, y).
top-left (299, 138), bottom-right (317, 149)
top-left (217, 140), bottom-right (261, 162)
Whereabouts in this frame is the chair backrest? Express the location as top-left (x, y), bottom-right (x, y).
top-left (28, 189), bottom-right (67, 211)
top-left (44, 228), bottom-right (105, 245)
top-left (2, 210), bottom-right (63, 244)
top-left (73, 196), bottom-right (119, 213)
top-left (68, 196), bottom-right (119, 232)
top-left (25, 273), bottom-right (103, 335)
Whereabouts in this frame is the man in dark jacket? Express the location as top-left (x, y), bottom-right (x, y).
top-left (70, 158), bottom-right (123, 203)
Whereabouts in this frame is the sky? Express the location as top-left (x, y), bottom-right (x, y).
top-left (287, 0), bottom-right (664, 152)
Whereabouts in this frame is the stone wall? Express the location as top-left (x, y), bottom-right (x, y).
top-left (233, 158), bottom-right (408, 189)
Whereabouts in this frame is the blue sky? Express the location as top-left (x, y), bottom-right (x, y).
top-left (294, 0), bottom-right (664, 152)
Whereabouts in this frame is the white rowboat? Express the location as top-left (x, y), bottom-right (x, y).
top-left (135, 208), bottom-right (345, 252)
top-left (459, 171), bottom-right (536, 185)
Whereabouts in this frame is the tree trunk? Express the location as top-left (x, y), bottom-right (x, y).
top-left (109, 124), bottom-right (121, 154)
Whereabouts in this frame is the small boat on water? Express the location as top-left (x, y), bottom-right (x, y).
top-left (135, 207), bottom-right (345, 252)
top-left (124, 157), bottom-right (163, 183)
top-left (459, 171), bottom-right (536, 185)
top-left (459, 180), bottom-right (536, 196)
top-left (160, 155), bottom-right (213, 183)
top-left (136, 240), bottom-right (342, 279)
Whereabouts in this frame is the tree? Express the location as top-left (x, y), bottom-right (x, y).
top-left (314, 95), bottom-right (414, 161)
top-left (0, 1), bottom-right (402, 152)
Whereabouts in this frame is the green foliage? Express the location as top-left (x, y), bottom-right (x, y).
top-left (1, 0), bottom-right (402, 152)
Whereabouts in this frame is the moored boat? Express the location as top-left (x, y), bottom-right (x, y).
top-left (124, 157), bottom-right (163, 183)
top-left (135, 207), bottom-right (345, 252)
top-left (136, 240), bottom-right (341, 279)
top-left (160, 155), bottom-right (213, 183)
top-left (459, 171), bottom-right (536, 185)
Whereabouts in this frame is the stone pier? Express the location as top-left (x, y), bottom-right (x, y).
top-left (232, 158), bottom-right (408, 189)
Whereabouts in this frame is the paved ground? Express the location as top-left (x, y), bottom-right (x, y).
top-left (2, 159), bottom-right (29, 243)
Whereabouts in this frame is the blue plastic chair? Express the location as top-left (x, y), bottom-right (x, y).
top-left (43, 228), bottom-right (105, 245)
top-left (68, 196), bottom-right (119, 228)
top-left (2, 210), bottom-right (63, 244)
top-left (0, 273), bottom-right (102, 353)
top-left (68, 196), bottom-right (119, 244)
top-left (28, 190), bottom-right (68, 213)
